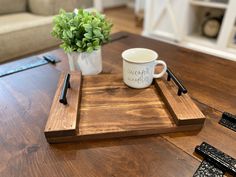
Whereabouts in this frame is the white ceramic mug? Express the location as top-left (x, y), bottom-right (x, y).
top-left (122, 48), bottom-right (167, 88)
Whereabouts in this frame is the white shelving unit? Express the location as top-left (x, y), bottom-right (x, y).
top-left (143, 0), bottom-right (236, 61)
top-left (190, 0), bottom-right (228, 9)
top-left (228, 27), bottom-right (236, 49)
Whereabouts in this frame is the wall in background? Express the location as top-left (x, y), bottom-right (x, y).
top-left (102, 0), bottom-right (128, 9)
top-left (94, 0), bottom-right (136, 12)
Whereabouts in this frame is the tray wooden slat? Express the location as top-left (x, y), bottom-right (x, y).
top-left (44, 72), bottom-right (82, 137)
top-left (154, 76), bottom-right (205, 125)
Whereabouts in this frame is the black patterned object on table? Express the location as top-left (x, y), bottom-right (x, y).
top-left (193, 160), bottom-right (224, 177)
top-left (219, 112), bottom-right (236, 132)
top-left (0, 54), bottom-right (60, 78)
top-left (195, 142), bottom-right (236, 176)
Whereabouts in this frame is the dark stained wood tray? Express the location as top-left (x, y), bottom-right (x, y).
top-left (44, 72), bottom-right (205, 143)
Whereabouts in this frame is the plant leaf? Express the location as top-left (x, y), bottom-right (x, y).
top-left (51, 8), bottom-right (113, 53)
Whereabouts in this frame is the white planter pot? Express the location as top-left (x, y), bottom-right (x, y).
top-left (67, 48), bottom-right (102, 75)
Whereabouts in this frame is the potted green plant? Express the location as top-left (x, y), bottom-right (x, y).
top-left (51, 9), bottom-right (112, 75)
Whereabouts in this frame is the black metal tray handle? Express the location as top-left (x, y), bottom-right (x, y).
top-left (166, 68), bottom-right (187, 96)
top-left (59, 73), bottom-right (71, 105)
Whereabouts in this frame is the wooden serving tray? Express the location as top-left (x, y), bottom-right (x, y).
top-left (44, 72), bottom-right (205, 143)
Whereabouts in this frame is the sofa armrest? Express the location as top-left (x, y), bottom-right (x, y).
top-left (0, 0), bottom-right (27, 15)
top-left (28, 0), bottom-right (93, 16)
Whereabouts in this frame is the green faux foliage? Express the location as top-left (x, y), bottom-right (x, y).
top-left (51, 9), bottom-right (113, 53)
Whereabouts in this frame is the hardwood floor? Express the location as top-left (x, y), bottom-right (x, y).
top-left (104, 6), bottom-right (143, 34)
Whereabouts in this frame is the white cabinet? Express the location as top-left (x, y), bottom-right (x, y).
top-left (143, 0), bottom-right (236, 61)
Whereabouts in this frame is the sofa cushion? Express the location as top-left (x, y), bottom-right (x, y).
top-left (28, 0), bottom-right (93, 16)
top-left (0, 0), bottom-right (27, 14)
top-left (0, 13), bottom-right (60, 62)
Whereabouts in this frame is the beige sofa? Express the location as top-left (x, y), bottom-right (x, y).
top-left (0, 0), bottom-right (92, 63)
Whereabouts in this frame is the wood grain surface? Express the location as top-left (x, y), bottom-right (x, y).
top-left (0, 32), bottom-right (235, 177)
top-left (155, 75), bottom-right (205, 125)
top-left (44, 72), bottom-right (82, 138)
top-left (46, 74), bottom-right (204, 143)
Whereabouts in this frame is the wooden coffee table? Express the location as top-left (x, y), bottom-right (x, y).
top-left (0, 32), bottom-right (235, 177)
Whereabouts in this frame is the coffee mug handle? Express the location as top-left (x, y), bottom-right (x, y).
top-left (153, 60), bottom-right (167, 78)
